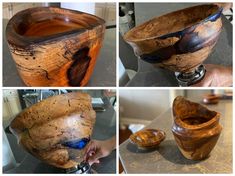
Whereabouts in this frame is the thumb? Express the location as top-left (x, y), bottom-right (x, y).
top-left (87, 151), bottom-right (103, 165)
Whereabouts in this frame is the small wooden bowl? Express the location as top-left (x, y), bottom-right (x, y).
top-left (6, 7), bottom-right (105, 87)
top-left (129, 129), bottom-right (166, 149)
top-left (202, 94), bottom-right (220, 104)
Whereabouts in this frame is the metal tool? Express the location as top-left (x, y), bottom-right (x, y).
top-left (65, 161), bottom-right (91, 174)
top-left (175, 65), bottom-right (206, 87)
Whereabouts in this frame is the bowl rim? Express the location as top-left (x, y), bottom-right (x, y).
top-left (124, 4), bottom-right (222, 43)
top-left (172, 96), bottom-right (221, 130)
top-left (6, 6), bottom-right (105, 47)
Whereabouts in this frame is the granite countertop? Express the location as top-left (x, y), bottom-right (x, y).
top-left (123, 3), bottom-right (232, 87)
top-left (5, 97), bottom-right (116, 173)
top-left (119, 100), bottom-right (232, 173)
top-left (3, 19), bottom-right (116, 87)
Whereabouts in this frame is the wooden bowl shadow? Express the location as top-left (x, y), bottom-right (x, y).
top-left (157, 139), bottom-right (208, 165)
top-left (126, 142), bottom-right (160, 154)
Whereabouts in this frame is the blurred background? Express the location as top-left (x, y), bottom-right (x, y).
top-left (3, 3), bottom-right (115, 25)
top-left (3, 89), bottom-right (116, 173)
top-left (119, 89), bottom-right (232, 173)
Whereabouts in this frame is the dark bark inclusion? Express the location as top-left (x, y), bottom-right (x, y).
top-left (67, 47), bottom-right (91, 86)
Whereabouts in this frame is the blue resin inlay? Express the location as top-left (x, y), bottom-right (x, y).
top-left (62, 137), bottom-right (90, 149)
top-left (205, 8), bottom-right (222, 22)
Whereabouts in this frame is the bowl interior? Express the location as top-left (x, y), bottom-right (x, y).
top-left (11, 7), bottom-right (104, 38)
top-left (125, 4), bottom-right (220, 41)
top-left (179, 105), bottom-right (217, 126)
top-left (130, 129), bottom-right (165, 147)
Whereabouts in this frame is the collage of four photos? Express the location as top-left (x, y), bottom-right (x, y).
top-left (2, 1), bottom-right (233, 174)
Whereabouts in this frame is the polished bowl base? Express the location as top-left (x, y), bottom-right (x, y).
top-left (175, 65), bottom-right (206, 86)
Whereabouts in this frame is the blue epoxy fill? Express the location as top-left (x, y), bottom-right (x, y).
top-left (62, 138), bottom-right (90, 149)
top-left (205, 8), bottom-right (222, 22)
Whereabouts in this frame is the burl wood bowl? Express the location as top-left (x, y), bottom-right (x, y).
top-left (10, 92), bottom-right (96, 169)
top-left (129, 129), bottom-right (166, 149)
top-left (124, 4), bottom-right (222, 85)
top-left (172, 96), bottom-right (222, 160)
top-left (6, 7), bottom-right (105, 87)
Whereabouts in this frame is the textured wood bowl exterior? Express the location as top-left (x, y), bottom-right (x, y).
top-left (172, 96), bottom-right (222, 160)
top-left (129, 129), bottom-right (166, 149)
top-left (10, 92), bottom-right (96, 169)
top-left (124, 4), bottom-right (222, 73)
top-left (6, 7), bottom-right (105, 86)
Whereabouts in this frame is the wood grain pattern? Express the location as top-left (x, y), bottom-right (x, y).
top-left (124, 4), bottom-right (222, 73)
top-left (6, 7), bottom-right (105, 86)
top-left (172, 96), bottom-right (222, 160)
top-left (129, 129), bottom-right (166, 149)
top-left (10, 92), bottom-right (96, 169)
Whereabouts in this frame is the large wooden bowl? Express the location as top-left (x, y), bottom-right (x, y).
top-left (172, 96), bottom-right (222, 160)
top-left (124, 4), bottom-right (222, 73)
top-left (6, 7), bottom-right (105, 86)
top-left (10, 92), bottom-right (96, 169)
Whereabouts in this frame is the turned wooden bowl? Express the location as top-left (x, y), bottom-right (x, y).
top-left (10, 92), bottom-right (96, 169)
top-left (172, 96), bottom-right (222, 160)
top-left (129, 129), bottom-right (166, 149)
top-left (124, 4), bottom-right (222, 73)
top-left (6, 7), bottom-right (105, 86)
top-left (202, 94), bottom-right (220, 104)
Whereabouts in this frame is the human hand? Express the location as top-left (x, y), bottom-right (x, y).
top-left (83, 136), bottom-right (116, 165)
top-left (191, 64), bottom-right (232, 87)
top-left (214, 3), bottom-right (232, 11)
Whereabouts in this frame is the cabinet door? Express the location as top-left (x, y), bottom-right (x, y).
top-left (3, 90), bottom-right (21, 128)
top-left (95, 3), bottom-right (116, 26)
top-left (3, 3), bottom-right (45, 19)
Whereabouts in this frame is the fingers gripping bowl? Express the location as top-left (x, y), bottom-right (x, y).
top-left (10, 92), bottom-right (96, 169)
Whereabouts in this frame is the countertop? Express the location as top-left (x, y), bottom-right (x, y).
top-left (119, 100), bottom-right (232, 173)
top-left (3, 19), bottom-right (116, 87)
top-left (122, 3), bottom-right (232, 87)
top-left (4, 97), bottom-right (116, 173)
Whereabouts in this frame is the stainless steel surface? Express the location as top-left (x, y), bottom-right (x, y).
top-left (119, 100), bottom-right (232, 173)
top-left (175, 65), bottom-right (206, 87)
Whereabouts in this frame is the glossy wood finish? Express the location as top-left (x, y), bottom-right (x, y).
top-left (129, 129), bottom-right (166, 149)
top-left (172, 96), bottom-right (222, 160)
top-left (6, 7), bottom-right (105, 86)
top-left (203, 94), bottom-right (220, 104)
top-left (10, 92), bottom-right (96, 169)
top-left (124, 4), bottom-right (222, 73)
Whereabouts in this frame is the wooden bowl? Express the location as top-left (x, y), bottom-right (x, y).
top-left (202, 94), bottom-right (220, 104)
top-left (129, 129), bottom-right (166, 149)
top-left (124, 4), bottom-right (222, 73)
top-left (10, 92), bottom-right (96, 169)
top-left (172, 96), bottom-right (222, 160)
top-left (6, 7), bottom-right (105, 86)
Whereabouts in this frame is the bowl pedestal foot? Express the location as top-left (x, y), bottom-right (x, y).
top-left (65, 161), bottom-right (91, 174)
top-left (175, 65), bottom-right (206, 87)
